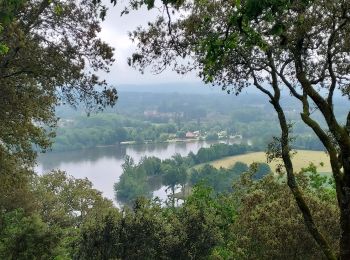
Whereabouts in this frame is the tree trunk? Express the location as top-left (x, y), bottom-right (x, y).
top-left (271, 100), bottom-right (337, 260)
top-left (340, 200), bottom-right (350, 259)
top-left (340, 151), bottom-right (350, 259)
top-left (297, 73), bottom-right (350, 259)
top-left (261, 59), bottom-right (337, 258)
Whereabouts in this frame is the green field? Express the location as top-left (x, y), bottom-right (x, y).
top-left (205, 150), bottom-right (332, 173)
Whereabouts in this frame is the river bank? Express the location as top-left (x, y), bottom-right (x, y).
top-left (36, 141), bottom-right (218, 204)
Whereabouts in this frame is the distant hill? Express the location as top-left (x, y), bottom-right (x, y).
top-left (115, 82), bottom-right (348, 99)
top-left (116, 82), bottom-right (224, 94)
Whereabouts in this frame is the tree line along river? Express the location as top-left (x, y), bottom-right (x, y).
top-left (36, 141), bottom-right (228, 204)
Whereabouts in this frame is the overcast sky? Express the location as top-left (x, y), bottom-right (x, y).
top-left (98, 1), bottom-right (199, 85)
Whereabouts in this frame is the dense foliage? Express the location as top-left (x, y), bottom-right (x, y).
top-left (190, 162), bottom-right (270, 192)
top-left (0, 170), bottom-right (113, 259)
top-left (1, 167), bottom-right (338, 259)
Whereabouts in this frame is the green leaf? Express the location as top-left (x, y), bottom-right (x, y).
top-left (0, 43), bottom-right (9, 54)
top-left (54, 4), bottom-right (63, 16)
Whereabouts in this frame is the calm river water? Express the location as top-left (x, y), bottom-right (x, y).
top-left (36, 141), bottom-right (218, 203)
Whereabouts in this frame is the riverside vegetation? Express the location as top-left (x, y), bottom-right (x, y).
top-left (51, 92), bottom-right (347, 152)
top-left (114, 143), bottom-right (269, 205)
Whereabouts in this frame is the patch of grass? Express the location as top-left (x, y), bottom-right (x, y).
top-left (200, 150), bottom-right (332, 173)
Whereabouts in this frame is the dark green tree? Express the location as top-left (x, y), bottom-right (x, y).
top-left (177, 184), bottom-right (237, 259)
top-left (114, 156), bottom-right (152, 203)
top-left (253, 162), bottom-right (272, 180)
top-left (0, 0), bottom-right (117, 175)
top-left (140, 156), bottom-right (162, 176)
top-left (76, 207), bottom-right (121, 260)
top-left (0, 210), bottom-right (62, 259)
top-left (231, 162), bottom-right (249, 174)
top-left (161, 161), bottom-right (187, 207)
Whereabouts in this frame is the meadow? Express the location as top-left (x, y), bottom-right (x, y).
top-left (205, 150), bottom-right (332, 173)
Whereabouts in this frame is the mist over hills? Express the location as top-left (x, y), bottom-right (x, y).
top-left (116, 82), bottom-right (225, 94)
top-left (115, 82), bottom-right (347, 100)
top-left (56, 82), bottom-right (347, 123)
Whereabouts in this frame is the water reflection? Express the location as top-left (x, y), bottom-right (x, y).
top-left (36, 141), bottom-right (215, 203)
top-left (38, 145), bottom-right (127, 170)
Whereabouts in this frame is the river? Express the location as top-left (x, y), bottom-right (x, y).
top-left (36, 141), bottom-right (219, 204)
